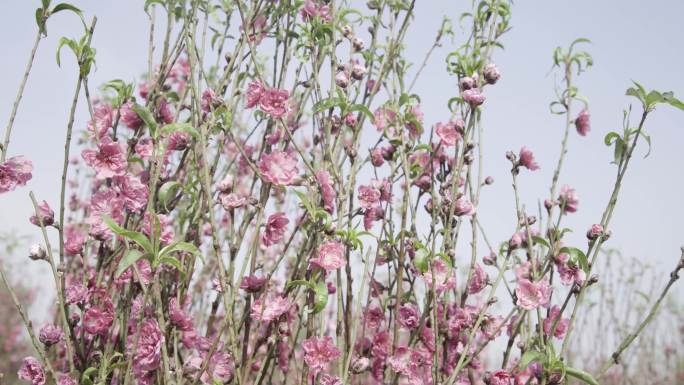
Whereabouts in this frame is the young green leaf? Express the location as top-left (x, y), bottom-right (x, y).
top-left (566, 366), bottom-right (600, 385)
top-left (131, 104), bottom-right (159, 138)
top-left (115, 249), bottom-right (145, 278)
top-left (102, 215), bottom-right (153, 255)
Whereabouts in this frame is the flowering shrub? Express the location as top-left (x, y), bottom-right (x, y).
top-left (1, 1), bottom-right (683, 385)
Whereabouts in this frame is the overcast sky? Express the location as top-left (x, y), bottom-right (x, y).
top-left (1, 0), bottom-right (683, 303)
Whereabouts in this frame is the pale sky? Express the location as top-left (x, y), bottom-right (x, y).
top-left (1, 0), bottom-right (683, 304)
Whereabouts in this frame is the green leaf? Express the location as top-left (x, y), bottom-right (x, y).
top-left (313, 97), bottom-right (337, 113)
top-left (144, 0), bottom-right (166, 14)
top-left (115, 249), bottom-right (145, 278)
top-left (131, 104), bottom-right (159, 138)
top-left (349, 104), bottom-right (373, 120)
top-left (51, 3), bottom-right (83, 19)
top-left (56, 37), bottom-right (78, 67)
top-left (603, 132), bottom-right (620, 146)
top-left (312, 281), bottom-right (329, 314)
top-left (531, 236), bottom-right (550, 248)
top-left (157, 255), bottom-right (185, 275)
top-left (566, 366), bottom-right (600, 385)
top-left (159, 241), bottom-right (203, 263)
top-left (35, 8), bottom-right (46, 36)
top-left (102, 216), bottom-right (153, 255)
top-left (560, 246), bottom-right (589, 272)
top-left (519, 350), bottom-right (545, 370)
top-left (662, 92), bottom-right (684, 112)
top-left (160, 122), bottom-right (199, 139)
top-left (158, 181), bottom-right (182, 210)
top-left (413, 247), bottom-right (430, 273)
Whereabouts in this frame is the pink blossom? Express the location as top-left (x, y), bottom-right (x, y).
top-left (250, 294), bottom-right (292, 322)
top-left (200, 351), bottom-right (235, 384)
top-left (135, 138), bottom-right (153, 160)
top-left (220, 192), bottom-right (248, 209)
top-left (81, 137), bottom-right (128, 179)
top-left (57, 375), bottom-right (77, 385)
top-left (316, 170), bottom-right (336, 213)
top-left (84, 306), bottom-right (114, 336)
top-left (158, 98), bottom-right (174, 124)
top-left (370, 148), bottom-right (384, 167)
top-left (113, 174), bottom-right (148, 212)
top-left (259, 88), bottom-right (290, 118)
top-left (86, 189), bottom-right (124, 240)
top-left (300, 0), bottom-right (332, 22)
top-left (261, 212), bottom-right (289, 247)
top-left (467, 263), bottom-right (488, 294)
top-left (435, 120), bottom-right (462, 147)
top-left (246, 80), bottom-right (265, 108)
top-left (301, 336), bottom-right (341, 376)
top-left (358, 184), bottom-right (381, 209)
top-left (319, 374), bottom-right (342, 385)
top-left (518, 147), bottom-right (540, 171)
top-left (364, 304), bottom-right (385, 329)
top-left (169, 297), bottom-right (194, 331)
top-left (310, 240), bottom-right (346, 273)
top-left (0, 155), bottom-right (33, 194)
top-left (575, 109), bottom-right (591, 136)
top-left (17, 357), bottom-right (45, 385)
top-left (454, 196), bottom-right (476, 216)
top-left (29, 200), bottom-right (54, 227)
top-left (559, 185), bottom-right (579, 213)
top-left (119, 101), bottom-right (143, 130)
top-left (259, 150), bottom-right (299, 186)
top-left (127, 319), bottom-right (163, 376)
top-left (38, 324), bottom-right (62, 346)
top-left (239, 275), bottom-right (267, 293)
top-left (543, 305), bottom-right (569, 339)
top-left (398, 303), bottom-right (420, 329)
top-left (462, 88), bottom-right (485, 106)
top-left (87, 103), bottom-right (113, 138)
top-left (201, 88), bottom-right (222, 113)
top-left (490, 370), bottom-right (513, 385)
top-left (555, 253), bottom-right (586, 286)
top-left (65, 283), bottom-right (87, 305)
top-left (515, 279), bottom-right (552, 310)
top-left (372, 107), bottom-right (397, 133)
top-left (64, 225), bottom-right (86, 256)
top-left (422, 259), bottom-right (456, 294)
top-left (167, 131), bottom-right (190, 151)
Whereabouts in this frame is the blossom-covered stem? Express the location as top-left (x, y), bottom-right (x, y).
top-left (0, 30), bottom-right (41, 162)
top-left (597, 248), bottom-right (683, 377)
top-left (341, 247), bottom-right (372, 383)
top-left (29, 192), bottom-right (75, 372)
top-left (58, 17), bottom-right (96, 267)
top-left (561, 109), bottom-right (649, 357)
top-left (0, 265), bottom-right (58, 382)
top-left (546, 61), bottom-right (573, 231)
top-left (446, 251), bottom-right (512, 385)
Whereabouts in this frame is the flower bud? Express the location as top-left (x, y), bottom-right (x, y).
top-left (586, 224), bottom-right (604, 240)
top-left (28, 244), bottom-right (47, 261)
top-left (341, 25), bottom-right (353, 38)
top-left (370, 148), bottom-right (384, 167)
top-left (459, 76), bottom-right (475, 91)
top-left (351, 357), bottom-right (370, 373)
top-left (484, 176), bottom-right (494, 185)
top-left (351, 63), bottom-right (367, 80)
top-left (544, 199), bottom-right (555, 210)
top-left (483, 63), bottom-right (501, 85)
top-left (483, 253), bottom-right (496, 266)
top-left (335, 71), bottom-right (349, 88)
top-left (352, 37), bottom-right (365, 52)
